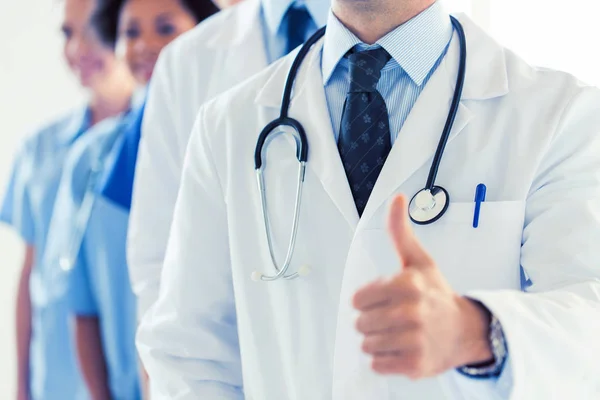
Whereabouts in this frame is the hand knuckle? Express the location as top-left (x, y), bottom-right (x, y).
top-left (408, 371), bottom-right (422, 381)
top-left (414, 336), bottom-right (427, 353)
top-left (410, 356), bottom-right (425, 374)
top-left (372, 360), bottom-right (384, 374)
top-left (361, 339), bottom-right (371, 353)
top-left (391, 307), bottom-right (404, 324)
top-left (403, 272), bottom-right (425, 294)
top-left (355, 317), bottom-right (364, 332)
top-left (404, 356), bottom-right (418, 372)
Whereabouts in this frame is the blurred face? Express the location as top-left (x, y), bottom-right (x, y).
top-left (118, 0), bottom-right (197, 84)
top-left (212, 0), bottom-right (244, 8)
top-left (61, 0), bottom-right (118, 88)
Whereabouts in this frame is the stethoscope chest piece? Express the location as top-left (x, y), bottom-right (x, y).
top-left (59, 256), bottom-right (74, 272)
top-left (409, 186), bottom-right (450, 225)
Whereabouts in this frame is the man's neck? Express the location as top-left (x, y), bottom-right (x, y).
top-left (332, 0), bottom-right (436, 44)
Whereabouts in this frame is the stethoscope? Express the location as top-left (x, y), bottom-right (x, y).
top-left (252, 17), bottom-right (467, 282)
top-left (58, 126), bottom-right (126, 272)
top-left (58, 163), bottom-right (103, 272)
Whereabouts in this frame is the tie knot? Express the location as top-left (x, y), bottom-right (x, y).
top-left (347, 47), bottom-right (391, 93)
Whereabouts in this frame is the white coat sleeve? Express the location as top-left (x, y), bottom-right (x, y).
top-left (451, 87), bottom-right (600, 399)
top-left (127, 50), bottom-right (184, 320)
top-left (136, 105), bottom-right (244, 399)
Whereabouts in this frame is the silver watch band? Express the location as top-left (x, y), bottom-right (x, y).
top-left (458, 313), bottom-right (508, 377)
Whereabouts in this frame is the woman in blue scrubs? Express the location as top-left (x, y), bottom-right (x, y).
top-left (0, 1), bottom-right (135, 399)
top-left (58, 0), bottom-right (218, 398)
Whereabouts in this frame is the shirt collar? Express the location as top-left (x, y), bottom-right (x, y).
top-left (322, 1), bottom-right (452, 85)
top-left (64, 90), bottom-right (141, 144)
top-left (59, 106), bottom-right (92, 144)
top-left (261, 0), bottom-right (329, 35)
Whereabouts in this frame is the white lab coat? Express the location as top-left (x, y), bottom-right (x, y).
top-left (128, 0), bottom-right (271, 317)
top-left (137, 14), bottom-right (600, 400)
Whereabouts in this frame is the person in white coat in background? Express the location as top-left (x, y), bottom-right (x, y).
top-left (128, 0), bottom-right (331, 320)
top-left (137, 0), bottom-right (600, 398)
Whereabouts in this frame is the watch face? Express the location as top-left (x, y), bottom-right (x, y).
top-left (490, 315), bottom-right (508, 360)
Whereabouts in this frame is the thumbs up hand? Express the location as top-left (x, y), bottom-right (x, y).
top-left (352, 195), bottom-right (494, 379)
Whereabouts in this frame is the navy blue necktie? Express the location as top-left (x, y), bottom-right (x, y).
top-left (284, 6), bottom-right (313, 55)
top-left (338, 47), bottom-right (392, 216)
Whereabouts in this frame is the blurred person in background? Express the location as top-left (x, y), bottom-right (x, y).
top-left (0, 0), bottom-right (135, 398)
top-left (129, 0), bottom-right (331, 361)
top-left (48, 0), bottom-right (219, 399)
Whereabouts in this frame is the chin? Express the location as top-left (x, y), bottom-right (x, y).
top-left (78, 75), bottom-right (94, 88)
top-left (77, 69), bottom-right (105, 89)
top-left (135, 71), bottom-right (151, 85)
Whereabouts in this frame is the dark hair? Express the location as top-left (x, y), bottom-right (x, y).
top-left (92, 0), bottom-right (219, 47)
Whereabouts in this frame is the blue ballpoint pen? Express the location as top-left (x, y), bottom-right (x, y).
top-left (473, 184), bottom-right (486, 228)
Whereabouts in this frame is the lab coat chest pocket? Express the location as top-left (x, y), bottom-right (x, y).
top-left (415, 201), bottom-right (526, 293)
top-left (361, 201), bottom-right (525, 294)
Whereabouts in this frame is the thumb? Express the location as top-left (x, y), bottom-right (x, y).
top-left (387, 195), bottom-right (431, 269)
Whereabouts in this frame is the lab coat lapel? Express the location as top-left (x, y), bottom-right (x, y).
top-left (360, 15), bottom-right (508, 225)
top-left (255, 39), bottom-right (360, 229)
top-left (208, 0), bottom-right (268, 82)
top-left (291, 41), bottom-right (361, 229)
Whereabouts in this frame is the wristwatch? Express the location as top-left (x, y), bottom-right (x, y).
top-left (458, 312), bottom-right (508, 378)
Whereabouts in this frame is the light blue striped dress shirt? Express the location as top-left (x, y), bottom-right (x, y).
top-left (261, 0), bottom-right (330, 63)
top-left (322, 1), bottom-right (453, 142)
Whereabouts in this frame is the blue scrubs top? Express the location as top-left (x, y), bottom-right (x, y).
top-left (0, 107), bottom-right (92, 400)
top-left (58, 101), bottom-right (145, 400)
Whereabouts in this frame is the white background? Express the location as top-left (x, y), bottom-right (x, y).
top-left (485, 0), bottom-right (600, 87)
top-left (0, 0), bottom-right (599, 397)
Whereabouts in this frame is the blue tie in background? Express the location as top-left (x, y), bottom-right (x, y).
top-left (338, 47), bottom-right (393, 216)
top-left (284, 5), bottom-right (313, 55)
